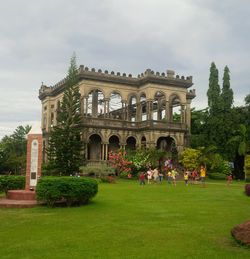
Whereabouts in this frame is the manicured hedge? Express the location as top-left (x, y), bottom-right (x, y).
top-left (0, 175), bottom-right (25, 194)
top-left (36, 177), bottom-right (98, 207)
top-left (208, 173), bottom-right (226, 180)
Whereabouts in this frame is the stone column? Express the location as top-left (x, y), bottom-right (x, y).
top-left (101, 143), bottom-right (105, 160)
top-left (136, 102), bottom-right (142, 122)
top-left (121, 100), bottom-right (126, 120)
top-left (105, 143), bottom-right (109, 160)
top-left (84, 143), bottom-right (88, 160)
top-left (186, 101), bottom-right (191, 131)
top-left (104, 99), bottom-right (107, 118)
top-left (124, 101), bottom-right (128, 121)
top-left (54, 110), bottom-right (57, 126)
top-left (157, 99), bottom-right (161, 121)
top-left (169, 101), bottom-right (173, 122)
top-left (120, 143), bottom-right (126, 150)
top-left (126, 101), bottom-right (130, 121)
top-left (80, 97), bottom-right (84, 115)
top-left (104, 98), bottom-right (110, 118)
top-left (147, 99), bottom-right (153, 120)
top-left (181, 105), bottom-right (186, 123)
top-left (164, 100), bottom-right (169, 122)
top-left (92, 90), bottom-right (98, 117)
top-left (85, 97), bottom-right (89, 117)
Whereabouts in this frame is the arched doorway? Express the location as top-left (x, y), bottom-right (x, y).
top-left (109, 135), bottom-right (120, 152)
top-left (157, 136), bottom-right (178, 167)
top-left (157, 136), bottom-right (177, 153)
top-left (88, 134), bottom-right (102, 160)
top-left (126, 136), bottom-right (136, 150)
top-left (169, 94), bottom-right (182, 123)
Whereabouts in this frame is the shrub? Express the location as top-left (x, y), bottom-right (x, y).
top-left (208, 173), bottom-right (226, 180)
top-left (108, 150), bottom-right (132, 175)
top-left (179, 148), bottom-right (201, 170)
top-left (0, 175), bottom-right (25, 194)
top-left (119, 171), bottom-right (129, 179)
top-left (100, 175), bottom-right (116, 183)
top-left (209, 154), bottom-right (231, 175)
top-left (245, 184), bottom-right (250, 196)
top-left (80, 164), bottom-right (115, 177)
top-left (36, 177), bottom-right (98, 207)
top-left (245, 155), bottom-right (250, 182)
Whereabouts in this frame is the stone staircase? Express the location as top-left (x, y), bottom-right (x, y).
top-left (0, 190), bottom-right (38, 208)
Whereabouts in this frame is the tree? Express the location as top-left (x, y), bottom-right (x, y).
top-left (0, 125), bottom-right (31, 174)
top-left (207, 62), bottom-right (221, 114)
top-left (245, 93), bottom-right (250, 106)
top-left (221, 66), bottom-right (233, 112)
top-left (227, 124), bottom-right (248, 156)
top-left (47, 54), bottom-right (83, 175)
top-left (245, 94), bottom-right (250, 129)
top-left (204, 63), bottom-right (236, 156)
top-left (179, 148), bottom-right (201, 170)
top-left (190, 108), bottom-right (209, 148)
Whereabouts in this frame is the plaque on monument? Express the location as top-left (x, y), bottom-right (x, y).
top-left (30, 140), bottom-right (38, 186)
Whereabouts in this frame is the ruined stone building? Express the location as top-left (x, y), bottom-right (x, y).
top-left (39, 66), bottom-right (195, 163)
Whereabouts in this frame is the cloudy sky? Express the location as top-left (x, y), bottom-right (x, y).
top-left (0, 0), bottom-right (249, 139)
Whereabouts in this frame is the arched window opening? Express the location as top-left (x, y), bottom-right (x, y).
top-left (140, 94), bottom-right (147, 121)
top-left (170, 95), bottom-right (181, 122)
top-left (87, 89), bottom-right (104, 118)
top-left (153, 91), bottom-right (166, 120)
top-left (109, 92), bottom-right (122, 119)
top-left (128, 95), bottom-right (137, 122)
top-left (108, 135), bottom-right (120, 152)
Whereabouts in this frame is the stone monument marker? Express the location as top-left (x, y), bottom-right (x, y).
top-left (25, 123), bottom-right (43, 190)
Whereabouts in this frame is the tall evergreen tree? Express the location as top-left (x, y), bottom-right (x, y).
top-left (221, 66), bottom-right (233, 112)
top-left (47, 54), bottom-right (83, 175)
top-left (207, 62), bottom-right (221, 114)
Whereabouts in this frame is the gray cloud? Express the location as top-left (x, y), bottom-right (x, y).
top-left (0, 0), bottom-right (249, 139)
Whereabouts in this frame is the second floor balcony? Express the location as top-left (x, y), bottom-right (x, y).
top-left (81, 117), bottom-right (188, 132)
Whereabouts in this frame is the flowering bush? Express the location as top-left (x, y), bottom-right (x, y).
top-left (131, 151), bottom-right (149, 170)
top-left (108, 150), bottom-right (132, 176)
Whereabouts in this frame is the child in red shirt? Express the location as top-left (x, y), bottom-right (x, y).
top-left (139, 172), bottom-right (145, 185)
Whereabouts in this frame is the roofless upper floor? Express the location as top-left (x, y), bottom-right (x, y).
top-left (39, 66), bottom-right (194, 100)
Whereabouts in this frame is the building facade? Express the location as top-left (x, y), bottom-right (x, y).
top-left (39, 66), bottom-right (195, 163)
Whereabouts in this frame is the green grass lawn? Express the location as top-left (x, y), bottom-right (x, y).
top-left (0, 180), bottom-right (250, 258)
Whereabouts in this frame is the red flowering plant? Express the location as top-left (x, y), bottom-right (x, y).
top-left (108, 150), bottom-right (132, 176)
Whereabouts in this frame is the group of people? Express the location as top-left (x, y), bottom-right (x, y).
top-left (138, 165), bottom-right (207, 187)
